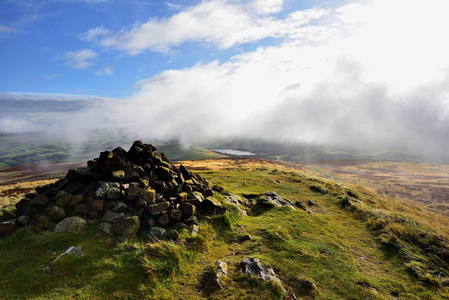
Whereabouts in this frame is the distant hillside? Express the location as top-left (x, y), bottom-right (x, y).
top-left (0, 134), bottom-right (224, 167)
top-left (198, 139), bottom-right (430, 163)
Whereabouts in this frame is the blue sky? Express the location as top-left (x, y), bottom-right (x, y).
top-left (0, 0), bottom-right (331, 98)
top-left (1, 0), bottom-right (449, 158)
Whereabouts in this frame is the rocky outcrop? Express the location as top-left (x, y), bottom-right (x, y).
top-left (256, 191), bottom-right (296, 209)
top-left (0, 141), bottom-right (227, 238)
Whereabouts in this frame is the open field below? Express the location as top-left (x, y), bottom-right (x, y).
top-left (305, 160), bottom-right (449, 215)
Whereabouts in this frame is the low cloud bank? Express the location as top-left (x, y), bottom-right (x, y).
top-left (2, 0), bottom-right (449, 161)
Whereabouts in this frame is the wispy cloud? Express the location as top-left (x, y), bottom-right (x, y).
top-left (165, 2), bottom-right (183, 11)
top-left (81, 0), bottom-right (323, 54)
top-left (0, 25), bottom-right (20, 35)
top-left (251, 0), bottom-right (284, 15)
top-left (64, 48), bottom-right (97, 69)
top-left (94, 66), bottom-right (113, 76)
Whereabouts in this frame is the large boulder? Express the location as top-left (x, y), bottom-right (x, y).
top-left (54, 217), bottom-right (88, 232)
top-left (257, 191), bottom-right (296, 209)
top-left (112, 216), bottom-right (140, 236)
top-left (240, 257), bottom-right (278, 281)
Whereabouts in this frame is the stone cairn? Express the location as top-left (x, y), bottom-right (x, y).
top-left (0, 141), bottom-right (226, 238)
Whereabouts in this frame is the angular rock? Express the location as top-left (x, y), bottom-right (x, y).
top-left (148, 202), bottom-right (170, 215)
top-left (212, 261), bottom-right (228, 289)
top-left (240, 257), bottom-right (279, 282)
top-left (155, 166), bottom-right (173, 181)
top-left (0, 221), bottom-right (16, 237)
top-left (98, 222), bottom-right (113, 235)
top-left (124, 168), bottom-right (140, 182)
top-left (139, 187), bottom-right (156, 203)
top-left (2, 209), bottom-right (16, 221)
top-left (149, 226), bottom-right (166, 238)
top-left (188, 224), bottom-right (199, 237)
top-left (54, 217), bottom-right (88, 232)
top-left (201, 260), bottom-right (228, 291)
top-left (37, 215), bottom-right (55, 230)
top-left (257, 191), bottom-right (295, 209)
top-left (111, 170), bottom-right (125, 180)
top-left (54, 191), bottom-right (74, 207)
top-left (74, 203), bottom-right (90, 216)
top-left (166, 230), bottom-right (180, 240)
top-left (15, 198), bottom-right (31, 215)
top-left (30, 195), bottom-right (49, 208)
top-left (188, 191), bottom-right (204, 205)
top-left (178, 192), bottom-right (188, 203)
top-left (202, 197), bottom-right (227, 216)
top-left (181, 202), bottom-right (196, 216)
top-left (91, 200), bottom-right (104, 212)
top-left (112, 216), bottom-right (140, 236)
top-left (172, 222), bottom-right (188, 231)
top-left (102, 210), bottom-right (124, 223)
top-left (183, 215), bottom-right (198, 226)
top-left (224, 193), bottom-right (247, 216)
top-left (158, 213), bottom-right (170, 227)
top-left (204, 188), bottom-right (214, 197)
top-left (17, 215), bottom-right (29, 226)
top-left (112, 202), bottom-right (128, 213)
top-left (48, 206), bottom-right (66, 223)
top-left (95, 182), bottom-right (121, 201)
top-left (68, 194), bottom-right (83, 207)
top-left (169, 209), bottom-right (182, 222)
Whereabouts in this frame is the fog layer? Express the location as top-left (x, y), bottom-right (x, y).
top-left (2, 0), bottom-right (449, 160)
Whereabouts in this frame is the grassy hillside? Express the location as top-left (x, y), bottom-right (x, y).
top-left (1, 158), bottom-right (449, 299)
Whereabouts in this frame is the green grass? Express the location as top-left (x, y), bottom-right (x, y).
top-left (1, 161), bottom-right (448, 299)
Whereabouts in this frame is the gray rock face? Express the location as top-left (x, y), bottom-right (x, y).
top-left (112, 216), bottom-right (140, 236)
top-left (258, 191), bottom-right (296, 209)
top-left (54, 191), bottom-right (73, 207)
top-left (102, 210), bottom-right (124, 223)
top-left (95, 182), bottom-right (121, 201)
top-left (202, 197), bottom-right (227, 216)
top-left (48, 205), bottom-right (66, 223)
top-left (148, 202), bottom-right (170, 215)
top-left (54, 217), bottom-right (88, 232)
top-left (224, 193), bottom-right (248, 216)
top-left (201, 260), bottom-right (228, 291)
top-left (240, 257), bottom-right (278, 281)
top-left (98, 222), bottom-right (113, 235)
top-left (149, 226), bottom-right (166, 238)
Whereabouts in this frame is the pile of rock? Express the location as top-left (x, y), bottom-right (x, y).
top-left (0, 141), bottom-right (226, 238)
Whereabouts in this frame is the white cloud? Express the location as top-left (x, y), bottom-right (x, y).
top-left (94, 66), bottom-right (113, 76)
top-left (79, 26), bottom-right (111, 42)
top-left (250, 0), bottom-right (284, 15)
top-left (7, 0), bottom-right (449, 159)
top-left (165, 2), bottom-right (183, 11)
top-left (64, 48), bottom-right (97, 69)
top-left (43, 73), bottom-right (61, 79)
top-left (85, 0), bottom-right (449, 157)
top-left (0, 117), bottom-right (40, 134)
top-left (82, 0), bottom-right (325, 54)
top-left (0, 25), bottom-right (19, 35)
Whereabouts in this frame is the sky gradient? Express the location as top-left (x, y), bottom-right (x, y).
top-left (1, 0), bottom-right (449, 159)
